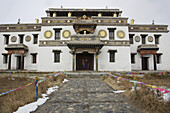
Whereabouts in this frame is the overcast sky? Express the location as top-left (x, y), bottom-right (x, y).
top-left (0, 0), bottom-right (170, 45)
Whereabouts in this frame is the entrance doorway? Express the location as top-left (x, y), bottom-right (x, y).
top-left (142, 57), bottom-right (149, 70)
top-left (16, 56), bottom-right (21, 70)
top-left (76, 53), bottom-right (94, 70)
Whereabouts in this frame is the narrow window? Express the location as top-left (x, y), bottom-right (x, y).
top-left (131, 53), bottom-right (136, 64)
top-left (108, 50), bottom-right (117, 62)
top-left (53, 28), bottom-right (62, 40)
top-left (31, 53), bottom-right (37, 64)
top-left (53, 50), bottom-right (61, 63)
top-left (141, 34), bottom-right (148, 44)
top-left (19, 34), bottom-right (24, 44)
top-left (4, 35), bottom-right (10, 44)
top-left (156, 54), bottom-right (162, 64)
top-left (154, 35), bottom-right (161, 44)
top-left (108, 28), bottom-right (116, 40)
top-left (2, 54), bottom-right (8, 64)
top-left (33, 34), bottom-right (38, 44)
top-left (129, 34), bottom-right (135, 44)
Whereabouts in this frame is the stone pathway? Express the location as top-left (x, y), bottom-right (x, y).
top-left (34, 78), bottom-right (138, 113)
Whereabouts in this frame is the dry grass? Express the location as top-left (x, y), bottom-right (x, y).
top-left (103, 73), bottom-right (170, 113)
top-left (0, 73), bottom-right (66, 113)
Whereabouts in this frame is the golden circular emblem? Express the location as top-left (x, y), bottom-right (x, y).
top-left (117, 30), bottom-right (125, 39)
top-left (135, 36), bottom-right (140, 42)
top-left (63, 30), bottom-right (71, 39)
top-left (98, 30), bottom-right (107, 38)
top-left (11, 36), bottom-right (17, 42)
top-left (148, 36), bottom-right (153, 42)
top-left (25, 35), bottom-right (31, 42)
top-left (44, 30), bottom-right (53, 39)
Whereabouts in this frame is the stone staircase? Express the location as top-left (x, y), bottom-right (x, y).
top-left (65, 71), bottom-right (106, 78)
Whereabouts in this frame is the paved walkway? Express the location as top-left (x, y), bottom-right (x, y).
top-left (34, 78), bottom-right (138, 113)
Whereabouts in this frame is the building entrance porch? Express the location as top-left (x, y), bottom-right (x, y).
top-left (76, 53), bottom-right (94, 70)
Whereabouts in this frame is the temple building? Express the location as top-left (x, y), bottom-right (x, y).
top-left (0, 8), bottom-right (170, 72)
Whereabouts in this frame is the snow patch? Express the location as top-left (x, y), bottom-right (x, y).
top-left (13, 85), bottom-right (58, 113)
top-left (113, 90), bottom-right (126, 93)
top-left (63, 79), bottom-right (69, 83)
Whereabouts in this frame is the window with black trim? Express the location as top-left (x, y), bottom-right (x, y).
top-left (108, 28), bottom-right (116, 40)
top-left (19, 34), bottom-right (24, 44)
top-left (33, 34), bottom-right (38, 44)
top-left (2, 54), bottom-right (8, 64)
top-left (131, 53), bottom-right (136, 63)
top-left (141, 34), bottom-right (147, 44)
top-left (154, 35), bottom-right (161, 44)
top-left (108, 50), bottom-right (117, 62)
top-left (129, 34), bottom-right (134, 44)
top-left (31, 53), bottom-right (37, 64)
top-left (53, 50), bottom-right (61, 63)
top-left (156, 54), bottom-right (162, 64)
top-left (53, 28), bottom-right (62, 40)
top-left (4, 35), bottom-right (10, 45)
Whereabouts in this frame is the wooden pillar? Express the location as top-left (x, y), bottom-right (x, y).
top-left (141, 54), bottom-right (143, 70)
top-left (96, 54), bottom-right (98, 71)
top-left (8, 53), bottom-right (12, 70)
top-left (73, 54), bottom-right (75, 71)
top-left (20, 54), bottom-right (24, 70)
top-left (153, 54), bottom-right (157, 70)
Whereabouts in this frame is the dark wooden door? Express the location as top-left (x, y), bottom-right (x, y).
top-left (76, 53), bottom-right (94, 70)
top-left (142, 57), bottom-right (148, 70)
top-left (16, 56), bottom-right (21, 70)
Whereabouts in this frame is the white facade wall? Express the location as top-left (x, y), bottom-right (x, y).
top-left (0, 31), bottom-right (40, 70)
top-left (130, 32), bottom-right (170, 71)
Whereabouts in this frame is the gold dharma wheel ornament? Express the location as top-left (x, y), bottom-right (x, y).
top-left (44, 30), bottom-right (53, 39)
top-left (83, 15), bottom-right (87, 19)
top-left (62, 30), bottom-right (71, 39)
top-left (117, 30), bottom-right (125, 39)
top-left (98, 30), bottom-right (107, 38)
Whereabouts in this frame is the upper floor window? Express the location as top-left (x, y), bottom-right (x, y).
top-left (19, 34), bottom-right (24, 44)
top-left (108, 50), bottom-right (117, 62)
top-left (108, 28), bottom-right (116, 40)
top-left (141, 34), bottom-right (148, 44)
top-left (154, 35), bottom-right (161, 44)
top-left (33, 34), bottom-right (38, 44)
top-left (53, 28), bottom-right (62, 40)
top-left (3, 34), bottom-right (10, 45)
top-left (129, 34), bottom-right (135, 44)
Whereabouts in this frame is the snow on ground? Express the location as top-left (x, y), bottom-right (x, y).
top-left (13, 79), bottom-right (69, 113)
top-left (113, 90), bottom-right (126, 93)
top-left (63, 79), bottom-right (69, 83)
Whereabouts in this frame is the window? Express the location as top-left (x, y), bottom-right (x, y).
top-left (33, 34), bottom-right (38, 44)
top-left (129, 34), bottom-right (135, 44)
top-left (131, 53), bottom-right (136, 64)
top-left (141, 34), bottom-right (148, 44)
top-left (4, 35), bottom-right (10, 44)
top-left (154, 35), bottom-right (161, 44)
top-left (53, 28), bottom-right (62, 40)
top-left (108, 50), bottom-right (117, 62)
top-left (31, 53), bottom-right (37, 64)
top-left (53, 50), bottom-right (61, 63)
top-left (156, 54), bottom-right (162, 64)
top-left (2, 54), bottom-right (8, 64)
top-left (19, 34), bottom-right (24, 44)
top-left (108, 28), bottom-right (116, 40)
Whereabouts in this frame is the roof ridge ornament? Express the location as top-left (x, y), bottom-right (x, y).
top-left (152, 20), bottom-right (155, 25)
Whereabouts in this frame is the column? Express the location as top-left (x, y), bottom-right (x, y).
top-left (153, 54), bottom-right (157, 70)
top-left (20, 54), bottom-right (24, 70)
top-left (8, 53), bottom-right (12, 70)
top-left (96, 54), bottom-right (98, 71)
top-left (73, 54), bottom-right (75, 71)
